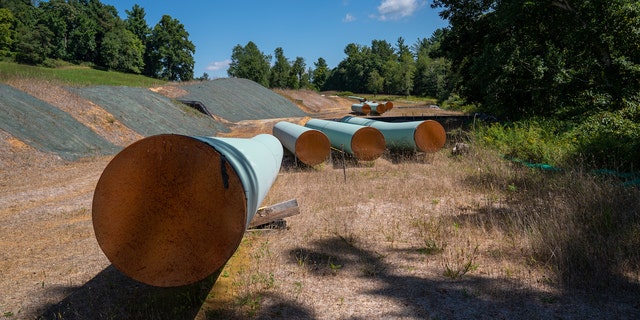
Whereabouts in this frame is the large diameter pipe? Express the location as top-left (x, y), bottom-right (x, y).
top-left (304, 118), bottom-right (385, 161)
top-left (92, 133), bottom-right (282, 287)
top-left (351, 103), bottom-right (371, 115)
top-left (273, 121), bottom-right (331, 166)
top-left (340, 116), bottom-right (446, 153)
top-left (365, 102), bottom-right (387, 115)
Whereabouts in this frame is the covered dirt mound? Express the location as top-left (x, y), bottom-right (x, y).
top-left (0, 85), bottom-right (120, 161)
top-left (69, 86), bottom-right (228, 138)
top-left (273, 89), bottom-right (353, 116)
top-left (177, 78), bottom-right (307, 122)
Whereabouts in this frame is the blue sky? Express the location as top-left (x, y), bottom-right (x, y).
top-left (104, 0), bottom-right (449, 78)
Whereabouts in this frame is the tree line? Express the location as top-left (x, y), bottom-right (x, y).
top-left (2, 1), bottom-right (638, 126)
top-left (227, 35), bottom-right (451, 100)
top-left (0, 0), bottom-right (195, 81)
top-left (432, 0), bottom-right (640, 121)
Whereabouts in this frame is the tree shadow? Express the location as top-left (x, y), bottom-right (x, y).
top-left (37, 265), bottom-right (220, 320)
top-left (459, 164), bottom-right (640, 287)
top-left (285, 236), bottom-right (640, 319)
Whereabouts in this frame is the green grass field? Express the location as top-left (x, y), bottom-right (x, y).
top-left (0, 61), bottom-right (165, 87)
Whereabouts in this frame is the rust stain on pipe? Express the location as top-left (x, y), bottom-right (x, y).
top-left (351, 126), bottom-right (386, 161)
top-left (92, 134), bottom-right (247, 287)
top-left (414, 120), bottom-right (447, 153)
top-left (295, 130), bottom-right (331, 166)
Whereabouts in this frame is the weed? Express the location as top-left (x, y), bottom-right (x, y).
top-left (443, 243), bottom-right (480, 280)
top-left (329, 258), bottom-right (342, 275)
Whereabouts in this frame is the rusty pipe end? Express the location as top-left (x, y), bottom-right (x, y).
top-left (361, 104), bottom-right (372, 115)
top-left (295, 129), bottom-right (331, 166)
top-left (351, 127), bottom-right (386, 161)
top-left (92, 134), bottom-right (247, 287)
top-left (414, 120), bottom-right (446, 153)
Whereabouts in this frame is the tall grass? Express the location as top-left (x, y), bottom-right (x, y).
top-left (204, 144), bottom-right (640, 317)
top-left (0, 61), bottom-right (165, 87)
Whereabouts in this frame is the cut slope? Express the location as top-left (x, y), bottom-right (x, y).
top-left (7, 79), bottom-right (142, 147)
top-left (178, 78), bottom-right (307, 122)
top-left (0, 85), bottom-right (120, 161)
top-left (69, 86), bottom-right (229, 137)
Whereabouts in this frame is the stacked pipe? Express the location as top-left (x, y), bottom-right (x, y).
top-left (340, 116), bottom-right (446, 153)
top-left (272, 121), bottom-right (331, 166)
top-left (304, 118), bottom-right (386, 161)
top-left (92, 134), bottom-right (282, 287)
top-left (350, 101), bottom-right (394, 116)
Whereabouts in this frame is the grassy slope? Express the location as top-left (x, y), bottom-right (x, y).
top-left (0, 61), bottom-right (165, 87)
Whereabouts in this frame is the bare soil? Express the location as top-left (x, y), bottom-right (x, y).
top-left (1, 86), bottom-right (638, 319)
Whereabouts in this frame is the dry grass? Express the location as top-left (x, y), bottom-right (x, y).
top-left (2, 80), bottom-right (638, 318)
top-left (200, 145), bottom-right (640, 319)
top-left (2, 139), bottom-right (639, 319)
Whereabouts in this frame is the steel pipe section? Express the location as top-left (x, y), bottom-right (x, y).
top-left (340, 116), bottom-right (446, 153)
top-left (304, 118), bottom-right (386, 161)
top-left (351, 103), bottom-right (371, 115)
top-left (365, 102), bottom-right (387, 115)
top-left (92, 134), bottom-right (282, 287)
top-left (273, 121), bottom-right (331, 166)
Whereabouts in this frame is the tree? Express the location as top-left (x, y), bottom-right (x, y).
top-left (366, 69), bottom-right (384, 96)
top-left (38, 0), bottom-right (75, 60)
top-left (312, 57), bottom-right (330, 90)
top-left (0, 8), bottom-right (14, 55)
top-left (146, 15), bottom-right (195, 81)
top-left (228, 41), bottom-right (271, 87)
top-left (67, 13), bottom-right (97, 62)
top-left (269, 47), bottom-right (291, 88)
top-left (432, 0), bottom-right (640, 119)
top-left (14, 23), bottom-right (53, 64)
top-left (100, 25), bottom-right (144, 73)
top-left (328, 43), bottom-right (375, 93)
top-left (413, 32), bottom-right (451, 100)
top-left (289, 57), bottom-right (306, 89)
top-left (125, 4), bottom-right (149, 44)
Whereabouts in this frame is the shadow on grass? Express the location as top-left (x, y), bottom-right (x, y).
top-left (38, 265), bottom-right (220, 320)
top-left (285, 237), bottom-right (640, 319)
top-left (458, 166), bottom-right (640, 290)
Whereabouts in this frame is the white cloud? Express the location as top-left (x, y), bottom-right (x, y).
top-left (205, 59), bottom-right (231, 72)
top-left (376, 0), bottom-right (422, 21)
top-left (343, 13), bottom-right (356, 23)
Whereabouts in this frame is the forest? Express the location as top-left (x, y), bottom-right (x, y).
top-left (0, 0), bottom-right (195, 81)
top-left (1, 0), bottom-right (639, 171)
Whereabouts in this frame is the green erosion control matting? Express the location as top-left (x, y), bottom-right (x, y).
top-left (180, 78), bottom-right (307, 122)
top-left (0, 84), bottom-right (120, 160)
top-left (69, 86), bottom-right (229, 137)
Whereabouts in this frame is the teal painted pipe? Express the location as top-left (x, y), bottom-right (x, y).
top-left (304, 118), bottom-right (386, 161)
top-left (351, 103), bottom-right (371, 115)
top-left (92, 133), bottom-right (282, 287)
top-left (273, 121), bottom-right (331, 166)
top-left (340, 116), bottom-right (446, 153)
top-left (364, 102), bottom-right (387, 115)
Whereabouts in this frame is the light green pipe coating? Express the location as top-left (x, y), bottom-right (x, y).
top-left (194, 134), bottom-right (283, 227)
top-left (272, 121), bottom-right (309, 154)
top-left (340, 116), bottom-right (419, 150)
top-left (304, 118), bottom-right (365, 154)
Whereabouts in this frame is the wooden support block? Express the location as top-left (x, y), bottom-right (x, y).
top-left (249, 199), bottom-right (300, 228)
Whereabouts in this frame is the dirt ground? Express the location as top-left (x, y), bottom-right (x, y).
top-left (2, 86), bottom-right (637, 319)
top-left (0, 88), bottom-right (439, 318)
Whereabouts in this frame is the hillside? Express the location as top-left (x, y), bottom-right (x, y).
top-left (0, 77), bottom-right (313, 167)
top-left (1, 71), bottom-right (639, 319)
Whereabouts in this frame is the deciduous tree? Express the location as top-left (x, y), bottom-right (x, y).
top-left (145, 15), bottom-right (195, 81)
top-left (228, 41), bottom-right (271, 87)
